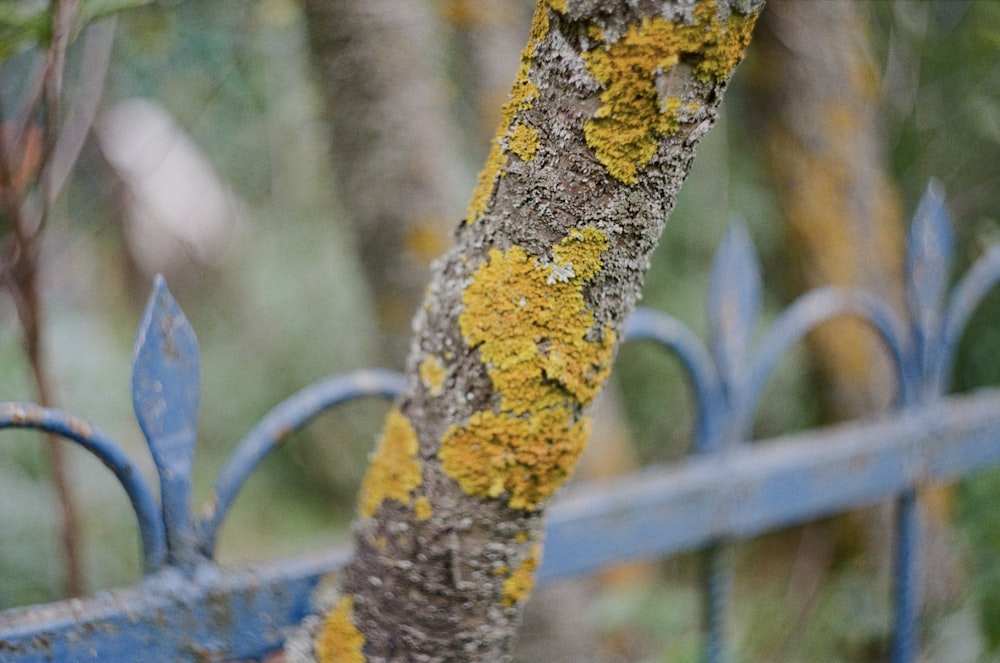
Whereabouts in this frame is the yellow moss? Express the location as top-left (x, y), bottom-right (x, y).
top-left (502, 544), bottom-right (542, 607)
top-left (440, 407), bottom-right (591, 510)
top-left (443, 227), bottom-right (614, 509)
top-left (419, 355), bottom-right (447, 397)
top-left (316, 595), bottom-right (365, 663)
top-left (357, 408), bottom-right (422, 518)
top-left (414, 496), bottom-right (433, 521)
top-left (465, 4), bottom-right (549, 224)
top-left (582, 0), bottom-right (759, 184)
top-left (508, 122), bottom-right (540, 162)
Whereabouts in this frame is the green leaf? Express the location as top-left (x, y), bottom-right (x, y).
top-left (0, 1), bottom-right (50, 62)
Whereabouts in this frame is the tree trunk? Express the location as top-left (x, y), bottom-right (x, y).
top-left (288, 1), bottom-right (762, 660)
top-left (300, 0), bottom-right (465, 365)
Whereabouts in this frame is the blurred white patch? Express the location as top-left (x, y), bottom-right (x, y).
top-left (95, 98), bottom-right (242, 277)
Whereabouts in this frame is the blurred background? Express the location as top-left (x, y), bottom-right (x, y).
top-left (1, 1), bottom-right (999, 661)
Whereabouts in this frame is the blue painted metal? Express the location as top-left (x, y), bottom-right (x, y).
top-left (132, 274), bottom-right (202, 569)
top-left (0, 404), bottom-right (167, 572)
top-left (3, 181), bottom-right (1000, 661)
top-left (0, 548), bottom-right (351, 662)
top-left (539, 386), bottom-right (1000, 582)
top-left (199, 368), bottom-right (407, 557)
top-left (623, 308), bottom-right (722, 452)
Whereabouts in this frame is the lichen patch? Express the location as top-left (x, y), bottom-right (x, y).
top-left (442, 227), bottom-right (614, 510)
top-left (502, 543), bottom-right (542, 607)
top-left (582, 0), bottom-right (759, 184)
top-left (419, 354), bottom-right (447, 397)
top-left (457, 228), bottom-right (614, 415)
top-left (357, 408), bottom-right (423, 518)
top-left (315, 595), bottom-right (365, 663)
top-left (440, 407), bottom-right (591, 511)
top-left (464, 4), bottom-right (549, 224)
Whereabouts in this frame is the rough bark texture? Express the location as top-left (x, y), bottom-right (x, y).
top-left (300, 0), bottom-right (465, 365)
top-left (748, 0), bottom-right (904, 419)
top-left (288, 1), bottom-right (762, 661)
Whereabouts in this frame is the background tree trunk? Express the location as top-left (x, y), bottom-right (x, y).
top-left (300, 0), bottom-right (465, 365)
top-left (287, 1), bottom-right (762, 660)
top-left (749, 0), bottom-right (904, 420)
top-left (747, 0), bottom-right (959, 611)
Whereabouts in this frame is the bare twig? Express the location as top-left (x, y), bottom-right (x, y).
top-left (0, 0), bottom-right (87, 599)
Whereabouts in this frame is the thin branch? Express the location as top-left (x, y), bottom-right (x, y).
top-left (0, 0), bottom-right (87, 599)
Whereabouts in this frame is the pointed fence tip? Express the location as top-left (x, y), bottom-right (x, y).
top-left (707, 217), bottom-right (762, 392)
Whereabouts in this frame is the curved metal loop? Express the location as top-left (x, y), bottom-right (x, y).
top-left (198, 368), bottom-right (407, 557)
top-left (0, 403), bottom-right (167, 572)
top-left (936, 242), bottom-right (1000, 394)
top-left (623, 307), bottom-right (725, 453)
top-left (735, 287), bottom-right (913, 440)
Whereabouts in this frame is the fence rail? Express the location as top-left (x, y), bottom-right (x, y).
top-left (3, 182), bottom-right (1000, 662)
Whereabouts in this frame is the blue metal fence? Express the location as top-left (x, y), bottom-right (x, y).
top-left (2, 181), bottom-right (1000, 662)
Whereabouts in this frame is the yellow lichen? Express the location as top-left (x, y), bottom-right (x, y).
top-left (442, 227), bottom-right (614, 510)
top-left (458, 228), bottom-right (614, 415)
top-left (440, 407), bottom-right (591, 510)
top-left (357, 408), bottom-right (422, 518)
top-left (691, 0), bottom-right (759, 83)
top-left (546, 0), bottom-right (567, 13)
top-left (502, 544), bottom-right (542, 607)
top-left (419, 355), bottom-right (447, 397)
top-left (582, 0), bottom-right (758, 184)
top-left (508, 122), bottom-right (540, 162)
top-left (414, 496), bottom-right (433, 521)
top-left (465, 4), bottom-right (549, 224)
top-left (316, 595), bottom-right (365, 663)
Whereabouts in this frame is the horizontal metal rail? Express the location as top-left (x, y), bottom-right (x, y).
top-left (3, 386), bottom-right (999, 661)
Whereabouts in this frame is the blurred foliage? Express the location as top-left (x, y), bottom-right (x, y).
top-left (0, 1), bottom-right (999, 661)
